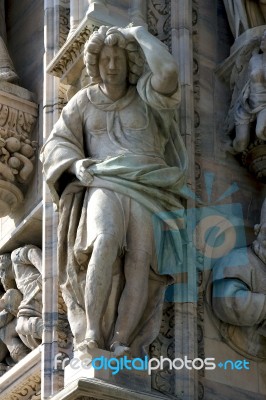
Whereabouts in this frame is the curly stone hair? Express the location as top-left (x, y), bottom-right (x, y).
top-left (83, 26), bottom-right (145, 85)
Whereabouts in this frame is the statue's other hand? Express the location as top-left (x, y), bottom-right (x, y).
top-left (107, 26), bottom-right (138, 41)
top-left (73, 159), bottom-right (94, 186)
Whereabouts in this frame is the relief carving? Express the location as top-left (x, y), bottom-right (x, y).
top-left (150, 303), bottom-right (175, 395)
top-left (223, 30), bottom-right (266, 181)
top-left (147, 0), bottom-right (171, 49)
top-left (41, 25), bottom-right (188, 365)
top-left (223, 0), bottom-right (266, 38)
top-left (0, 2), bottom-right (38, 216)
top-left (0, 246), bottom-right (43, 351)
top-left (2, 373), bottom-right (41, 400)
top-left (210, 198), bottom-right (266, 359)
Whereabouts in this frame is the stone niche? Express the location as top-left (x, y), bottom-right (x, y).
top-left (0, 1), bottom-right (266, 400)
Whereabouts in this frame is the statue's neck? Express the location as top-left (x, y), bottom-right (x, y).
top-left (99, 82), bottom-right (128, 101)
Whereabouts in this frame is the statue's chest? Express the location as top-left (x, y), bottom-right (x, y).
top-left (84, 98), bottom-right (148, 134)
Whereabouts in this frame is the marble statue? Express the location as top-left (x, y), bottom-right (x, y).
top-left (41, 25), bottom-right (188, 358)
top-left (225, 30), bottom-right (266, 154)
top-left (0, 0), bottom-right (18, 82)
top-left (211, 198), bottom-right (266, 359)
top-left (223, 0), bottom-right (266, 38)
top-left (0, 256), bottom-right (30, 370)
top-left (0, 245), bottom-right (43, 350)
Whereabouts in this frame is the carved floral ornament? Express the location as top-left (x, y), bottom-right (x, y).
top-left (0, 89), bottom-right (38, 217)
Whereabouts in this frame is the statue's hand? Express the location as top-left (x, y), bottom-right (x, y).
top-left (107, 26), bottom-right (140, 41)
top-left (72, 159), bottom-right (94, 186)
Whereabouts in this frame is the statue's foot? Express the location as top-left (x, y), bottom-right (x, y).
top-left (85, 338), bottom-right (99, 350)
top-left (78, 337), bottom-right (99, 352)
top-left (110, 341), bottom-right (131, 358)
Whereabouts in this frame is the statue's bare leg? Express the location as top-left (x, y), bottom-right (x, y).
top-left (110, 200), bottom-right (152, 357)
top-left (84, 233), bottom-right (119, 350)
top-left (110, 251), bottom-right (150, 357)
top-left (256, 109), bottom-right (266, 141)
top-left (233, 123), bottom-right (250, 152)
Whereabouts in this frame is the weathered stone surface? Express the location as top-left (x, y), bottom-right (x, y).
top-left (210, 198), bottom-right (266, 359)
top-left (223, 0), bottom-right (266, 38)
top-left (0, 245), bottom-right (43, 353)
top-left (42, 24), bottom-right (188, 364)
top-left (50, 378), bottom-right (169, 400)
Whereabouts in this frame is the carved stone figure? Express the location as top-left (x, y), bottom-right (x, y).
top-left (0, 255), bottom-right (30, 371)
top-left (0, 0), bottom-right (18, 82)
top-left (211, 198), bottom-right (266, 359)
top-left (225, 30), bottom-right (266, 154)
top-left (223, 0), bottom-right (266, 38)
top-left (0, 245), bottom-right (43, 350)
top-left (41, 26), bottom-right (187, 358)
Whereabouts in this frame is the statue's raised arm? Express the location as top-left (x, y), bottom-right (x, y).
top-left (41, 25), bottom-right (187, 358)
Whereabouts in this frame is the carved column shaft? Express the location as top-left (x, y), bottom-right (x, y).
top-left (171, 0), bottom-right (198, 399)
top-left (42, 1), bottom-right (66, 398)
top-left (69, 0), bottom-right (88, 34)
top-left (130, 0), bottom-right (147, 27)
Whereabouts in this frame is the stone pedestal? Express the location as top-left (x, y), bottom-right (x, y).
top-left (50, 378), bottom-right (169, 400)
top-left (0, 346), bottom-right (41, 400)
top-left (64, 349), bottom-right (151, 393)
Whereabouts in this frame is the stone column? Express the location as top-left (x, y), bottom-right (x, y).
top-left (130, 0), bottom-right (147, 27)
top-left (42, 1), bottom-right (63, 398)
top-left (68, 0), bottom-right (89, 38)
top-left (171, 1), bottom-right (198, 399)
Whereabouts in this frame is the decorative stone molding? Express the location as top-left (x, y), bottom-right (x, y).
top-left (47, 17), bottom-right (94, 85)
top-left (0, 346), bottom-right (41, 400)
top-left (49, 378), bottom-right (170, 400)
top-left (0, 83), bottom-right (38, 217)
top-left (59, 4), bottom-right (70, 48)
top-left (147, 0), bottom-right (171, 50)
top-left (242, 139), bottom-right (266, 182)
top-left (150, 303), bottom-right (175, 396)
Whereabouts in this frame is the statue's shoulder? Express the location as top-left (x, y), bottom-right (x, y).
top-left (63, 87), bottom-right (92, 114)
top-left (73, 87), bottom-right (91, 104)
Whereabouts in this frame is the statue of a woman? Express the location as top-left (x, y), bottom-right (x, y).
top-left (41, 26), bottom-right (187, 357)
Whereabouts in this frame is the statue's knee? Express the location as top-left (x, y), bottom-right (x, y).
top-left (16, 316), bottom-right (43, 338)
top-left (16, 316), bottom-right (25, 335)
top-left (95, 233), bottom-right (119, 251)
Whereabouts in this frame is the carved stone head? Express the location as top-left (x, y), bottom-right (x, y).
top-left (83, 26), bottom-right (145, 85)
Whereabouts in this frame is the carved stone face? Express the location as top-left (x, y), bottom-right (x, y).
top-left (99, 45), bottom-right (128, 86)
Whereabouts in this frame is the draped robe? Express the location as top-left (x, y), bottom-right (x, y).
top-left (41, 72), bottom-right (188, 351)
